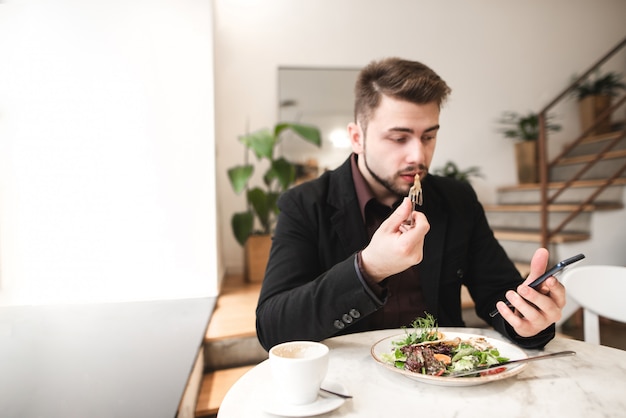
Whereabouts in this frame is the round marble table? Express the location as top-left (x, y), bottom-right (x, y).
top-left (217, 327), bottom-right (626, 417)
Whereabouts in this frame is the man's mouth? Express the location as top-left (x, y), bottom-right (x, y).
top-left (400, 172), bottom-right (421, 183)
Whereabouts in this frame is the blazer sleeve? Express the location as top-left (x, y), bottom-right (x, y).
top-left (255, 187), bottom-right (383, 351)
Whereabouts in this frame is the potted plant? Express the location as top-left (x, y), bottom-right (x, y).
top-left (228, 122), bottom-right (321, 281)
top-left (433, 161), bottom-right (483, 183)
top-left (571, 71), bottom-right (626, 135)
top-left (499, 111), bottom-right (561, 184)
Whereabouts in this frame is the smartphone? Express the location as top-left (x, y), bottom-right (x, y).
top-left (489, 253), bottom-right (585, 317)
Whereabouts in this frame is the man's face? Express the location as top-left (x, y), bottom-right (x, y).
top-left (349, 95), bottom-right (440, 205)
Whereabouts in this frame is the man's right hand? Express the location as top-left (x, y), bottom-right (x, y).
top-left (360, 197), bottom-right (430, 282)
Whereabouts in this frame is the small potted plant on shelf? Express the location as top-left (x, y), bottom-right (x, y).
top-left (498, 111), bottom-right (561, 184)
top-left (433, 161), bottom-right (483, 183)
top-left (228, 122), bottom-right (321, 282)
top-left (571, 71), bottom-right (626, 135)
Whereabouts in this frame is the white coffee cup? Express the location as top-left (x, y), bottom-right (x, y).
top-left (269, 341), bottom-right (329, 405)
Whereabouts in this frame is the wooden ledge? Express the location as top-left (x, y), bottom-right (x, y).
top-left (493, 229), bottom-right (589, 243)
top-left (205, 274), bottom-right (261, 342)
top-left (195, 365), bottom-right (255, 417)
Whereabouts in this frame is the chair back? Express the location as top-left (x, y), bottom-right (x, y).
top-left (561, 265), bottom-right (626, 344)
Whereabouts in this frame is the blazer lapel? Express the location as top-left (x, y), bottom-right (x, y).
top-left (327, 158), bottom-right (369, 255)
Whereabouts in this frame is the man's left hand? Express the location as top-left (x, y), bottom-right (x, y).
top-left (495, 248), bottom-right (566, 337)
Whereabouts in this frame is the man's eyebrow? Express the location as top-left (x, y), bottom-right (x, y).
top-left (424, 125), bottom-right (440, 133)
top-left (387, 124), bottom-right (440, 134)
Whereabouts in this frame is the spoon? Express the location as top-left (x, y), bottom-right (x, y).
top-left (320, 387), bottom-right (353, 399)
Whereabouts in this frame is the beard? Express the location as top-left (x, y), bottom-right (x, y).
top-left (362, 142), bottom-right (428, 199)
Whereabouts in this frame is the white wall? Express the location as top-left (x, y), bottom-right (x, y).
top-left (561, 188), bottom-right (626, 266)
top-left (214, 0), bottom-right (626, 274)
top-left (0, 0), bottom-right (220, 305)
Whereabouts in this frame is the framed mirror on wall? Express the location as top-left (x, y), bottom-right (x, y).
top-left (278, 67), bottom-right (361, 180)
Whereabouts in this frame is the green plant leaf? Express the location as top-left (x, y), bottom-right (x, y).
top-left (248, 187), bottom-right (271, 234)
top-left (433, 160), bottom-right (483, 183)
top-left (267, 191), bottom-right (280, 215)
top-left (572, 71), bottom-right (626, 100)
top-left (227, 165), bottom-right (253, 194)
top-left (498, 111), bottom-right (561, 141)
top-left (231, 211), bottom-right (254, 246)
top-left (228, 122), bottom-right (322, 243)
top-left (519, 114), bottom-right (539, 140)
top-left (240, 128), bottom-right (275, 160)
top-left (268, 157), bottom-right (296, 190)
top-left (276, 122), bottom-right (322, 147)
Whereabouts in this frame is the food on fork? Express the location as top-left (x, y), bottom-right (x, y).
top-left (405, 174), bottom-right (423, 226)
top-left (408, 173), bottom-right (423, 207)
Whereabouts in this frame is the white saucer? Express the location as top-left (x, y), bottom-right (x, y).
top-left (262, 380), bottom-right (348, 417)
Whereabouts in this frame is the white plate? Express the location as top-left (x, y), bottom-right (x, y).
top-left (370, 331), bottom-right (528, 387)
top-left (261, 380), bottom-right (347, 417)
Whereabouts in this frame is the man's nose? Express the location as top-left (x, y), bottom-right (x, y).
top-left (406, 139), bottom-right (425, 164)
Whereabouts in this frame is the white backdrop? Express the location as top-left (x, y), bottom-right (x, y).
top-left (0, 0), bottom-right (219, 305)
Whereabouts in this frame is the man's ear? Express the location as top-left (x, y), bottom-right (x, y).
top-left (348, 122), bottom-right (364, 153)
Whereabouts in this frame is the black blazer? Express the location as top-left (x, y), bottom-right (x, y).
top-left (256, 157), bottom-right (554, 350)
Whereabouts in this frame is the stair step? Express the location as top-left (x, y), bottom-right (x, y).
top-left (204, 274), bottom-right (267, 370)
top-left (496, 179), bottom-right (626, 204)
top-left (205, 275), bottom-right (261, 341)
top-left (580, 129), bottom-right (625, 145)
top-left (565, 131), bottom-right (626, 158)
top-left (550, 154), bottom-right (626, 182)
top-left (487, 209), bottom-right (591, 233)
top-left (195, 365), bottom-right (255, 417)
top-left (557, 148), bottom-right (626, 166)
top-left (484, 203), bottom-right (622, 212)
top-left (493, 229), bottom-right (590, 243)
top-left (204, 335), bottom-right (267, 370)
top-left (497, 178), bottom-right (626, 192)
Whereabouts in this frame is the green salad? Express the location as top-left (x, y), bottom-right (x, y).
top-left (382, 314), bottom-right (509, 377)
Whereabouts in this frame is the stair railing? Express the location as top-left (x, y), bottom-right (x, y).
top-left (537, 36), bottom-right (626, 248)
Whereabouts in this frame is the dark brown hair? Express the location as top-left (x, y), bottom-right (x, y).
top-left (354, 57), bottom-right (451, 132)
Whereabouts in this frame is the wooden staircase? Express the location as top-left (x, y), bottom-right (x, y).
top-left (486, 131), bottom-right (626, 266)
top-left (486, 37), bottom-right (626, 267)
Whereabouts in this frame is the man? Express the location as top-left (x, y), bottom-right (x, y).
top-left (255, 57), bottom-right (564, 351)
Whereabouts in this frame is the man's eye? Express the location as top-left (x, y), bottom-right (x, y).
top-left (390, 136), bottom-right (408, 143)
top-left (422, 135), bottom-right (435, 142)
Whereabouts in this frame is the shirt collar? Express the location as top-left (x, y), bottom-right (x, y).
top-left (350, 153), bottom-right (404, 223)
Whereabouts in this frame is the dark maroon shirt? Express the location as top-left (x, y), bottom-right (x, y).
top-left (350, 154), bottom-right (427, 329)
